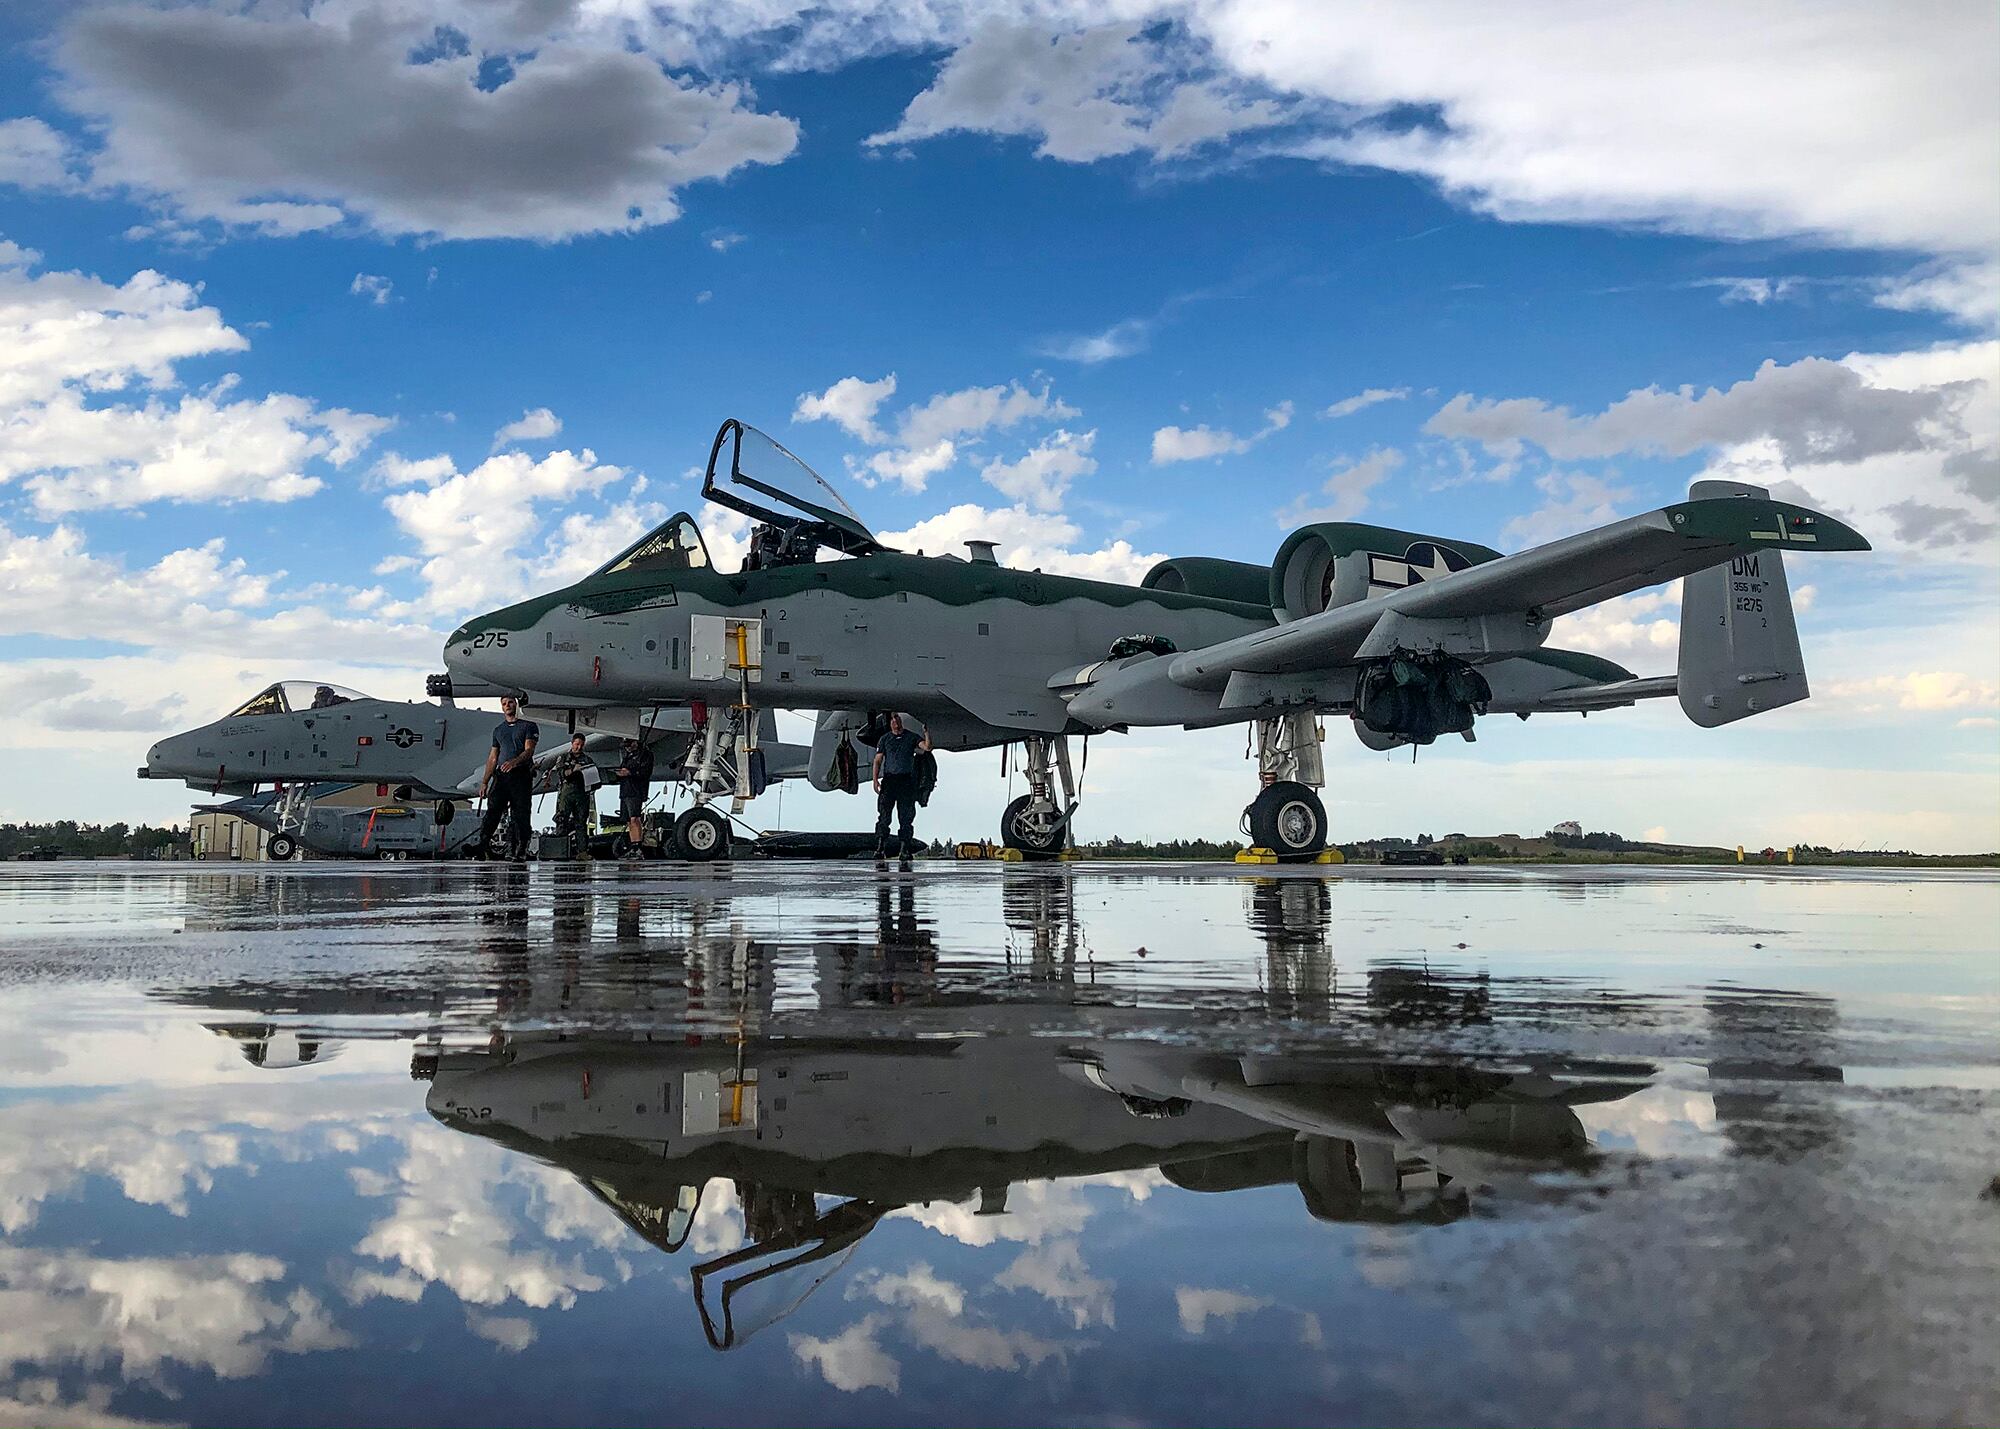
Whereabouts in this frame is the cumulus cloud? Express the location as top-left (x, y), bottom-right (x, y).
top-left (0, 245), bottom-right (388, 511)
top-left (1324, 386), bottom-right (1409, 419)
top-left (0, 118), bottom-right (80, 192)
top-left (879, 503), bottom-right (1164, 585)
top-left (979, 429), bottom-right (1096, 511)
top-left (50, 3), bottom-right (799, 241)
top-left (0, 521), bottom-right (440, 666)
top-left (797, 375), bottom-right (1077, 494)
top-left (378, 447), bottom-right (630, 613)
top-left (491, 406), bottom-right (562, 450)
top-left (1426, 354), bottom-right (1971, 466)
top-left (794, 374), bottom-right (898, 444)
top-left (349, 272), bottom-right (393, 305)
top-left (1227, 1), bottom-right (1997, 314)
top-left (1152, 401), bottom-right (1292, 464)
top-left (867, 21), bottom-right (1287, 163)
top-left (791, 1314), bottom-right (901, 1393)
top-left (1277, 446), bottom-right (1404, 525)
top-left (1498, 470), bottom-right (1636, 549)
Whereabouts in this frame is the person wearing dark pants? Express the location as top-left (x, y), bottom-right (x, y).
top-left (871, 713), bottom-right (932, 860)
top-left (478, 696), bottom-right (539, 858)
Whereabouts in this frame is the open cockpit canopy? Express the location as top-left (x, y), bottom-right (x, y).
top-left (594, 512), bottom-right (713, 577)
top-left (226, 681), bottom-right (368, 718)
top-left (704, 419), bottom-right (889, 564)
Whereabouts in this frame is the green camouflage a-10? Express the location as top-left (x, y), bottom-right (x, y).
top-left (438, 419), bottom-right (1869, 861)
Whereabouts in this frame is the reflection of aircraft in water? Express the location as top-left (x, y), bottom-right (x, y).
top-left (425, 1030), bottom-right (1653, 1347)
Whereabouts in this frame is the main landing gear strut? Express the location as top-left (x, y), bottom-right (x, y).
top-left (1000, 734), bottom-right (1078, 856)
top-left (1244, 712), bottom-right (1329, 862)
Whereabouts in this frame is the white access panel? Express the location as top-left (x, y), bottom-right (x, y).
top-left (681, 1068), bottom-right (759, 1135)
top-left (688, 614), bottom-right (763, 682)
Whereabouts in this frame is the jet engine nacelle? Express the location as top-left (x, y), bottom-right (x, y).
top-left (1352, 721), bottom-right (1411, 752)
top-left (1270, 523), bottom-right (1502, 623)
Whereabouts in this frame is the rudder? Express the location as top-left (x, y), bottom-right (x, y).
top-left (1678, 479), bottom-right (1808, 727)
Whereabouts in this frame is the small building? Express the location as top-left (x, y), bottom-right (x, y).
top-left (1549, 820), bottom-right (1583, 839)
top-left (189, 781), bottom-right (411, 861)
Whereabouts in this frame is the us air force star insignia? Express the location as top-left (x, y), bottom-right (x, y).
top-left (388, 726), bottom-right (421, 749)
top-left (1368, 541), bottom-right (1472, 590)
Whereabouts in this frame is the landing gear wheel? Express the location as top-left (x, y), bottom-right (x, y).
top-left (675, 806), bottom-right (729, 862)
top-left (266, 834), bottom-right (296, 861)
top-left (1248, 781), bottom-right (1327, 861)
top-left (1001, 795), bottom-right (1066, 856)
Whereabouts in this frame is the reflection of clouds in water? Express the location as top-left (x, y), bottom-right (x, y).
top-left (1174, 1286), bottom-right (1271, 1335)
top-left (0, 1247), bottom-right (351, 1386)
top-left (1573, 1080), bottom-right (1720, 1159)
top-left (791, 1313), bottom-right (901, 1393)
top-left (892, 1170), bottom-right (1163, 1247)
top-left (349, 1124), bottom-right (615, 1310)
top-left (796, 1261), bottom-right (1077, 1395)
top-left (996, 1240), bottom-right (1115, 1329)
top-left (0, 1082), bottom-right (396, 1233)
top-left (686, 1178), bottom-right (744, 1256)
top-left (466, 1313), bottom-right (538, 1353)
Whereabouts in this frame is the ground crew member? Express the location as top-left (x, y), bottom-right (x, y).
top-left (871, 713), bottom-right (932, 859)
top-left (614, 736), bottom-right (653, 855)
top-left (477, 696), bottom-right (539, 858)
top-left (549, 734), bottom-right (594, 850)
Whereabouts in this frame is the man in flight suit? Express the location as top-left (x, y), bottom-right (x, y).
top-left (871, 713), bottom-right (932, 861)
top-left (549, 734), bottom-right (595, 852)
top-left (478, 696), bottom-right (539, 858)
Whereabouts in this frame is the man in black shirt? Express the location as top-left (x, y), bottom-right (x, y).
top-left (478, 696), bottom-right (539, 858)
top-left (614, 737), bottom-right (654, 855)
top-left (871, 713), bottom-right (932, 860)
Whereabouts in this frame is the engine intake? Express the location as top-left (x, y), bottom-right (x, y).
top-left (1141, 557), bottom-right (1271, 607)
top-left (1270, 523), bottom-right (1502, 622)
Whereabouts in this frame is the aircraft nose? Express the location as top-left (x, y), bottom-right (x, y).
top-left (143, 730), bottom-right (200, 779)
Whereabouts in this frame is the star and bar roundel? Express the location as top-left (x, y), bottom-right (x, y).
top-left (1366, 541), bottom-right (1475, 594)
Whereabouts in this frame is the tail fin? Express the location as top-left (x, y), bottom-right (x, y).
top-left (1677, 479), bottom-right (1809, 726)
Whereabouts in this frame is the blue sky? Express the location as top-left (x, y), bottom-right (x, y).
top-left (1, 1), bottom-right (1995, 848)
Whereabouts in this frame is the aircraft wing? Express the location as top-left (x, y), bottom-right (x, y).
top-left (1166, 494), bottom-right (1867, 690)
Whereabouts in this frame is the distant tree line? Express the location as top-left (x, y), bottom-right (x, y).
top-left (0, 822), bottom-right (182, 859)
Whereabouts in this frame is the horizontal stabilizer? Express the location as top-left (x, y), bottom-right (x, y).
top-left (1536, 675), bottom-right (1678, 712)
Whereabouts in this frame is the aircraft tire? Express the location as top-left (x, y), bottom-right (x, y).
top-left (266, 834), bottom-right (297, 861)
top-left (1248, 781), bottom-right (1327, 861)
top-left (675, 806), bottom-right (730, 862)
top-left (1001, 795), bottom-right (1065, 856)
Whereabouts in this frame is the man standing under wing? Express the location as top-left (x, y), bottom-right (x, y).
top-left (478, 696), bottom-right (539, 858)
top-left (871, 713), bottom-right (931, 861)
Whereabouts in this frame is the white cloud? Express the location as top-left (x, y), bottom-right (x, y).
top-left (994, 1240), bottom-right (1115, 1329)
top-left (349, 272), bottom-right (393, 306)
top-left (860, 438), bottom-right (956, 492)
top-left (1039, 316), bottom-right (1152, 364)
top-left (979, 428), bottom-right (1095, 511)
top-left (1499, 470), bottom-right (1635, 549)
top-left (0, 118), bottom-right (80, 192)
top-left (795, 374), bottom-right (898, 444)
top-left (1324, 386), bottom-right (1409, 419)
top-left (896, 380), bottom-right (1077, 452)
top-left (851, 1263), bottom-right (965, 1317)
top-left (1277, 446), bottom-right (1404, 525)
top-left (378, 448), bottom-right (629, 614)
top-left (707, 229), bottom-right (746, 252)
top-left (51, 3), bottom-right (800, 241)
top-left (1426, 353), bottom-right (1971, 466)
top-left (0, 245), bottom-right (388, 512)
top-left (1222, 1), bottom-right (1997, 307)
top-left (1152, 401), bottom-right (1292, 464)
top-left (1822, 672), bottom-right (1999, 716)
top-left (867, 21), bottom-right (1286, 163)
top-left (0, 521), bottom-right (440, 666)
top-left (491, 406), bottom-right (562, 450)
top-left (1699, 277), bottom-right (1805, 306)
top-left (879, 503), bottom-right (1164, 585)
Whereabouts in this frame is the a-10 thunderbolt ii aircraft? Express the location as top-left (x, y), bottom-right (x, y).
top-left (441, 419), bottom-right (1869, 861)
top-left (140, 677), bottom-right (810, 858)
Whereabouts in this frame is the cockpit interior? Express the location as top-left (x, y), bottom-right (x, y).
top-left (226, 681), bottom-right (368, 718)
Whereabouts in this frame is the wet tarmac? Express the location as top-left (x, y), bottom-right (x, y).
top-left (1, 860), bottom-right (1996, 1427)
